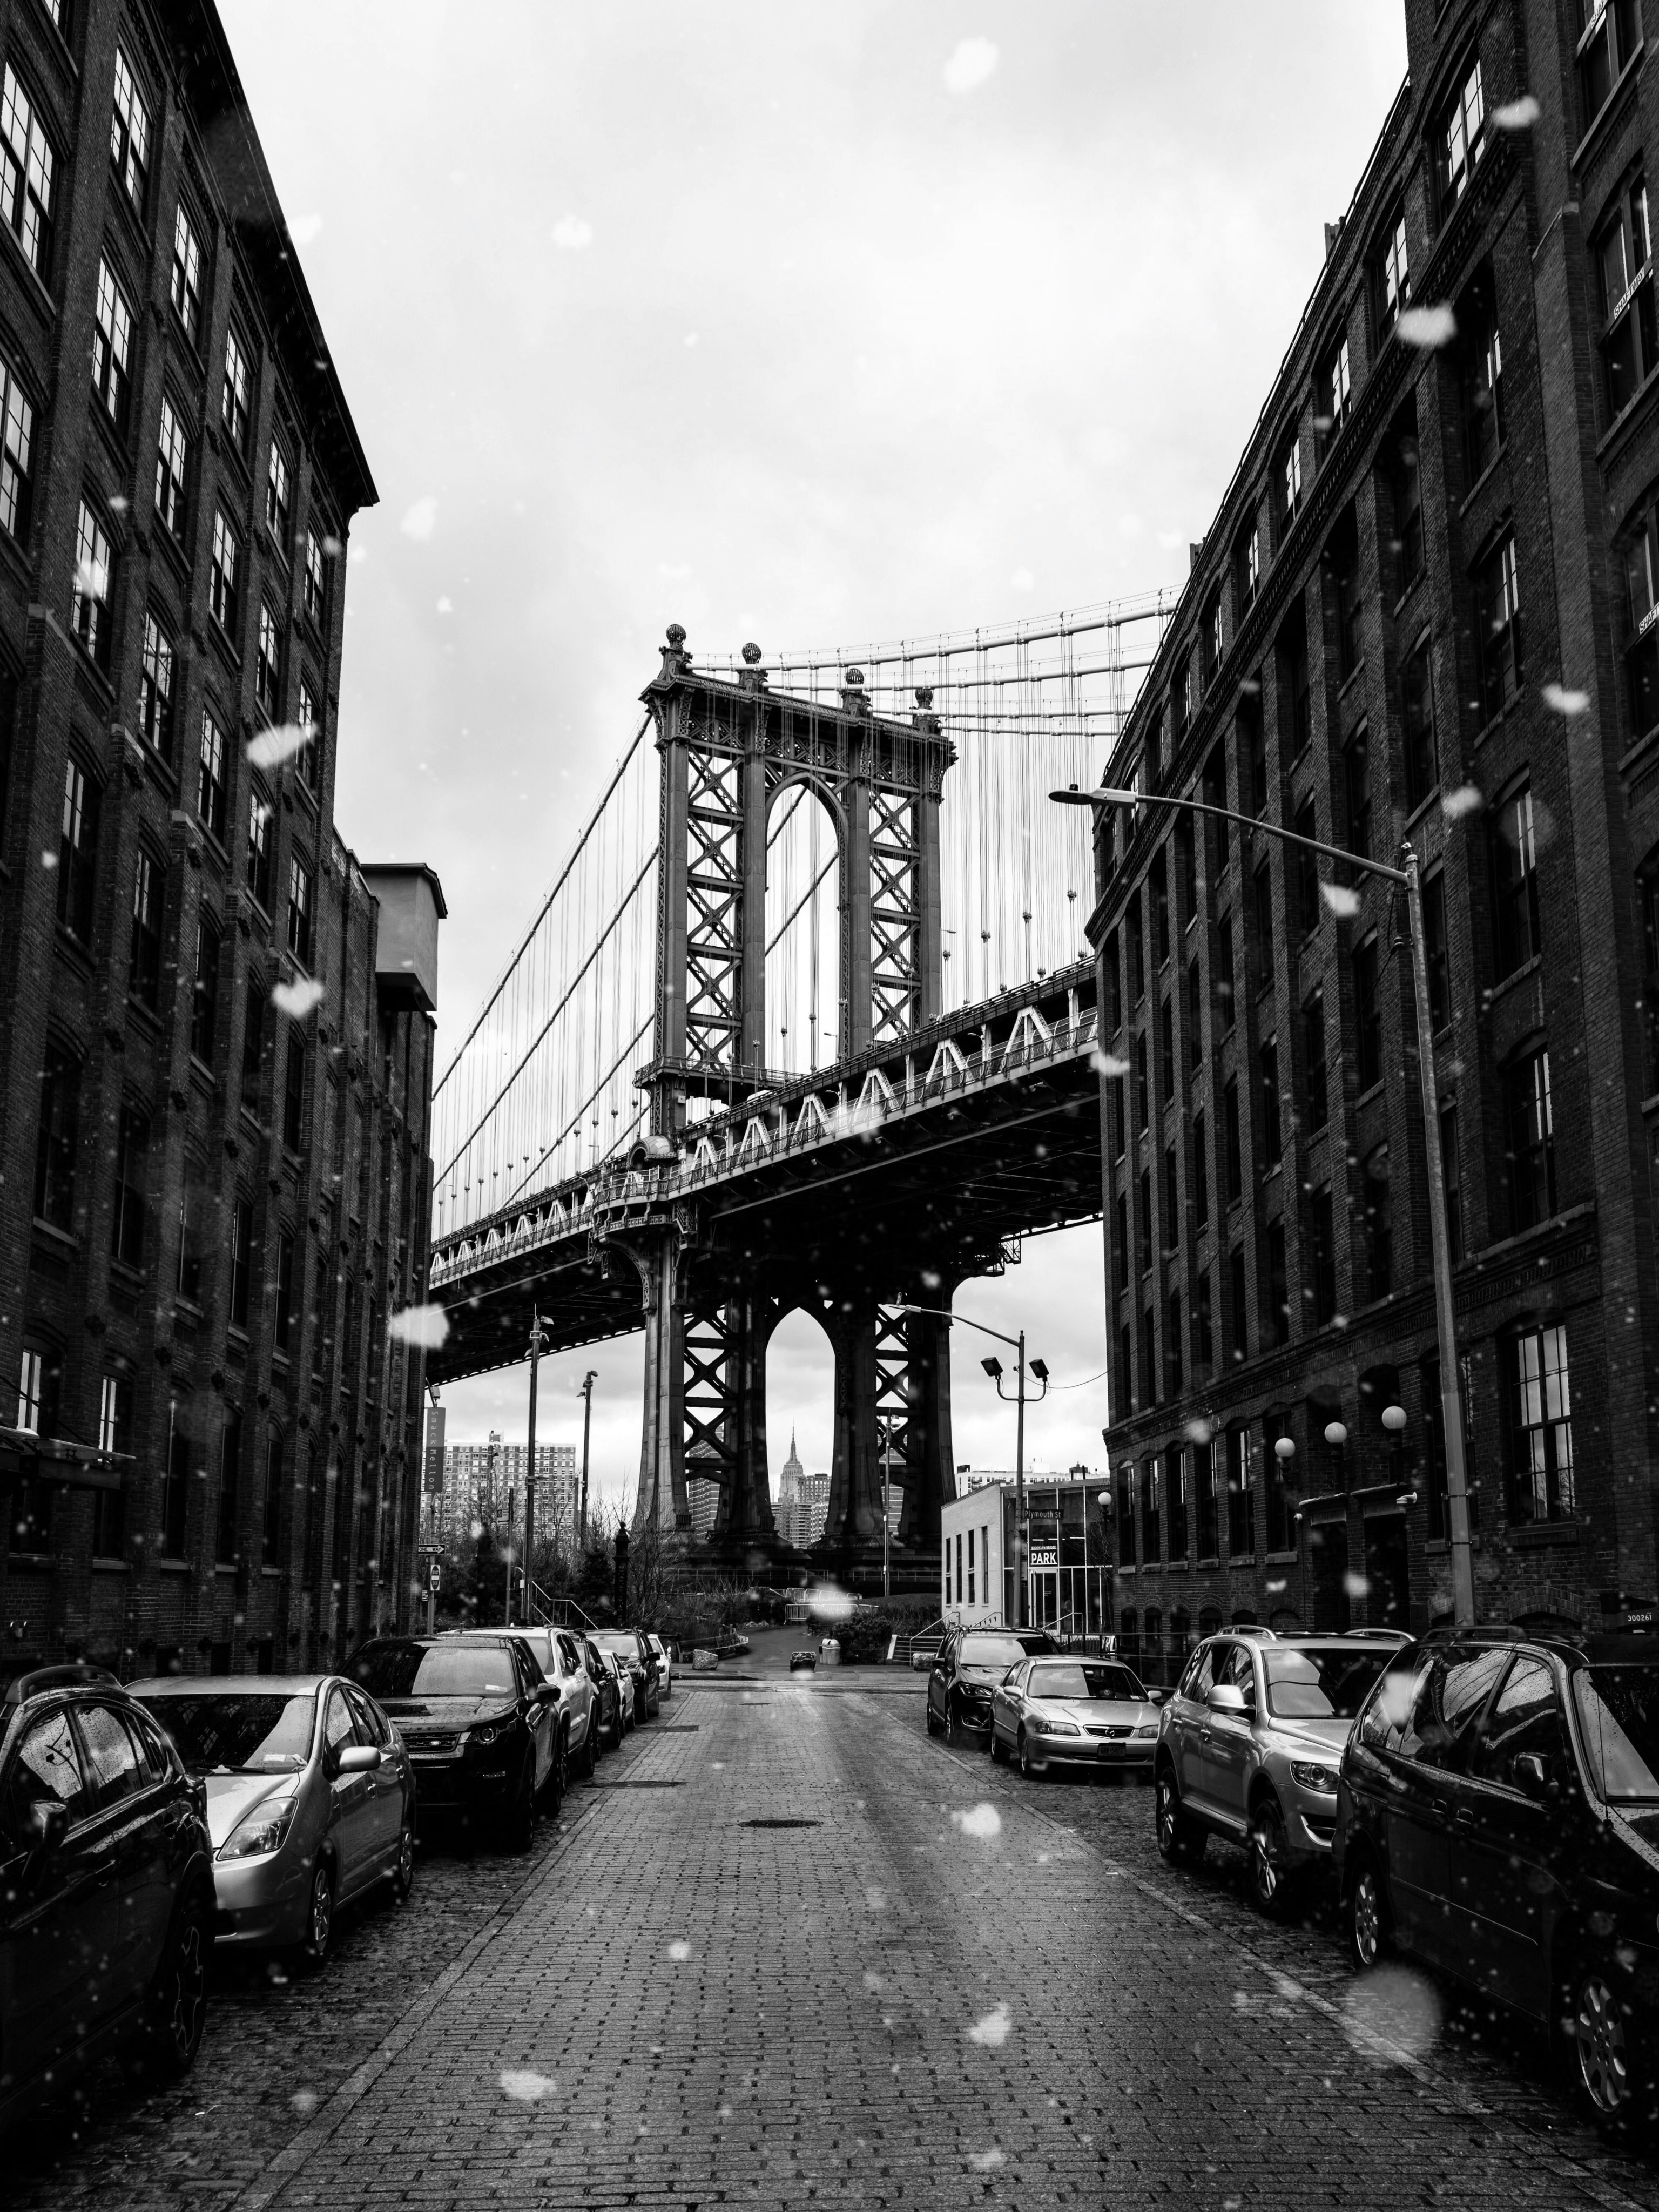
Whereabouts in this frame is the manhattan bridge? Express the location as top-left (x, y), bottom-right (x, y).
top-left (426, 594), bottom-right (1172, 1579)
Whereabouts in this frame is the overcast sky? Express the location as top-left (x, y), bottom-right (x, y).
top-left (221, 2), bottom-right (1407, 1511)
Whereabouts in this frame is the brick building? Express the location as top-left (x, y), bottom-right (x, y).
top-left (1095, 0), bottom-right (1659, 1665)
top-left (428, 1433), bottom-right (579, 1550)
top-left (0, 0), bottom-right (443, 1677)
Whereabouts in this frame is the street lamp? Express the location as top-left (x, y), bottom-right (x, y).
top-left (523, 1309), bottom-right (550, 1627)
top-left (879, 1417), bottom-right (896, 1603)
top-left (1053, 782), bottom-right (1475, 1629)
top-left (894, 1303), bottom-right (1049, 1629)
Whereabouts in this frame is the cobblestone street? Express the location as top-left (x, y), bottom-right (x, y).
top-left (11, 1666), bottom-right (1659, 2211)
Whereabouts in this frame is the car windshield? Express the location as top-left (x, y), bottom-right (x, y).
top-left (588, 1633), bottom-right (638, 1656)
top-left (349, 1644), bottom-right (516, 1699)
top-left (1028, 1663), bottom-right (1145, 1702)
top-left (961, 1634), bottom-right (1056, 1668)
top-left (1265, 1646), bottom-right (1392, 1720)
top-left (1574, 1667), bottom-right (1659, 1801)
top-left (140, 1692), bottom-right (315, 1775)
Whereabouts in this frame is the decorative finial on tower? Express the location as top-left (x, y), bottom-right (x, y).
top-left (658, 622), bottom-right (692, 682)
top-left (840, 666), bottom-right (871, 718)
top-left (738, 640), bottom-right (770, 694)
top-left (743, 642), bottom-right (762, 664)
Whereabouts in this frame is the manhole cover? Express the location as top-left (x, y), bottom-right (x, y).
top-left (740, 1817), bottom-right (821, 1829)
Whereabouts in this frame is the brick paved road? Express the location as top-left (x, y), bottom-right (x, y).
top-left (10, 1673), bottom-right (1659, 2210)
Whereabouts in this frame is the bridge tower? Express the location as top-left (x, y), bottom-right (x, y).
top-left (608, 627), bottom-right (961, 1580)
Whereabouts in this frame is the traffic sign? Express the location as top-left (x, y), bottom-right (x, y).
top-left (429, 1565), bottom-right (441, 1591)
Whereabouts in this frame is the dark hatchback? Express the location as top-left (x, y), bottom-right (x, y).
top-left (346, 1636), bottom-right (561, 1848)
top-left (1336, 1629), bottom-right (1659, 2134)
top-left (0, 1664), bottom-right (213, 2133)
top-left (926, 1627), bottom-right (1060, 1739)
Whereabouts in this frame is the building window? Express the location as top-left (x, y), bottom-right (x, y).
top-left (1193, 1435), bottom-right (1218, 1559)
top-left (1624, 495), bottom-right (1659, 736)
top-left (176, 1177), bottom-right (204, 1303)
top-left (1265, 1220), bottom-right (1289, 1347)
top-left (1278, 604), bottom-right (1309, 758)
top-left (1201, 590), bottom-right (1223, 690)
top-left (1317, 334), bottom-right (1351, 458)
top-left (296, 678), bottom-right (322, 792)
top-left (92, 258), bottom-right (134, 433)
top-left (71, 501), bottom-right (112, 669)
top-left (247, 788), bottom-right (274, 911)
top-left (129, 849), bottom-right (163, 1009)
top-left (139, 613), bottom-right (174, 759)
top-left (1440, 51), bottom-right (1486, 214)
top-left (1354, 933), bottom-right (1382, 1091)
top-left (1461, 274), bottom-right (1505, 481)
top-left (1377, 208), bottom-right (1410, 338)
top-left (1441, 1100), bottom-right (1464, 1264)
top-left (111, 1102), bottom-right (148, 1266)
top-left (95, 1373), bottom-right (130, 1557)
top-left (1118, 1462), bottom-right (1137, 1568)
top-left (229, 1196), bottom-right (253, 1329)
top-left (1137, 1169), bottom-right (1152, 1274)
top-left (256, 604), bottom-right (281, 715)
top-left (1243, 689), bottom-right (1268, 815)
top-left (1236, 518), bottom-right (1260, 617)
top-left (1195, 1272), bottom-right (1213, 1371)
top-left (1129, 902), bottom-right (1145, 1001)
top-left (1304, 988), bottom-right (1327, 1131)
top-left (171, 201), bottom-right (203, 344)
top-left (1113, 1191), bottom-right (1128, 1291)
top-left (1506, 1047), bottom-right (1556, 1232)
top-left (1159, 995), bottom-right (1174, 1102)
top-left (155, 394), bottom-right (189, 538)
top-left (1259, 1036), bottom-right (1281, 1166)
top-left (209, 510), bottom-right (240, 637)
top-left (1217, 912), bottom-right (1235, 1032)
top-left (1492, 783), bottom-right (1540, 976)
top-left (283, 1035), bottom-right (306, 1151)
top-left (33, 1043), bottom-right (78, 1229)
top-left (1579, 0), bottom-right (1642, 135)
top-left (217, 1407), bottom-right (242, 1561)
top-left (1226, 1426), bottom-right (1255, 1556)
top-left (1192, 1110), bottom-right (1208, 1228)
top-left (274, 1232), bottom-right (295, 1353)
top-left (1391, 429), bottom-right (1424, 595)
top-left (1135, 1033), bottom-right (1149, 1132)
top-left (1142, 1454), bottom-right (1163, 1563)
top-left (1423, 868), bottom-right (1449, 1031)
top-left (191, 915), bottom-right (220, 1064)
top-left (0, 358), bottom-right (35, 542)
top-left (1228, 1245), bottom-right (1248, 1361)
top-left (304, 528), bottom-right (328, 626)
top-left (1162, 1142), bottom-right (1179, 1251)
top-left (1597, 175), bottom-right (1654, 422)
top-left (241, 969), bottom-right (264, 1109)
top-left (1397, 631), bottom-right (1436, 810)
top-left (1223, 1078), bottom-right (1242, 1202)
top-left (161, 1402), bottom-right (188, 1556)
top-left (1142, 1305), bottom-right (1157, 1406)
top-left (262, 1433), bottom-right (283, 1565)
top-left (198, 707), bottom-right (227, 840)
top-left (1361, 1143), bottom-right (1392, 1301)
top-left (57, 756), bottom-right (99, 942)
top-left (1185, 956), bottom-right (1202, 1071)
top-left (267, 444), bottom-right (292, 549)
top-left (1310, 1184), bottom-right (1336, 1325)
top-left (1280, 434), bottom-right (1302, 531)
top-left (1, 65), bottom-right (56, 278)
top-left (222, 327), bottom-right (251, 453)
top-left (1476, 533), bottom-right (1522, 723)
top-left (1291, 798), bottom-right (1319, 938)
top-left (1334, 531), bottom-right (1363, 682)
top-left (109, 49), bottom-right (150, 218)
top-left (11, 1344), bottom-right (56, 1552)
top-left (1264, 1413), bottom-right (1297, 1553)
top-left (1344, 729), bottom-right (1372, 861)
top-left (1506, 1321), bottom-right (1574, 1525)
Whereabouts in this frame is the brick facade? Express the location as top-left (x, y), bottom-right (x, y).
top-left (0, 0), bottom-right (441, 1677)
top-left (1094, 0), bottom-right (1659, 1668)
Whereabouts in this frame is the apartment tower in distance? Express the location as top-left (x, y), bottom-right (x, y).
top-left (1095, 0), bottom-right (1659, 1667)
top-left (0, 0), bottom-right (444, 1676)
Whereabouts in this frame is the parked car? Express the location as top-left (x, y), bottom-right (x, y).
top-left (580, 1637), bottom-right (623, 1752)
top-left (346, 1636), bottom-right (560, 1848)
top-left (645, 1633), bottom-right (672, 1700)
top-left (134, 1674), bottom-right (414, 1966)
top-left (1, 1664), bottom-right (213, 2131)
top-left (588, 1629), bottom-right (660, 1722)
top-left (926, 1627), bottom-right (1059, 1739)
top-left (1337, 1627), bottom-right (1659, 2135)
top-left (443, 1626), bottom-right (598, 1781)
top-left (597, 1649), bottom-right (633, 1735)
top-left (990, 1655), bottom-right (1161, 1779)
top-left (1155, 1631), bottom-right (1401, 1914)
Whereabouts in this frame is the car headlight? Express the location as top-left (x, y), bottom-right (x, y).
top-left (1132, 1722), bottom-right (1158, 1738)
top-left (217, 1792), bottom-right (301, 1861)
top-left (468, 1721), bottom-right (505, 1749)
top-left (1032, 1716), bottom-right (1081, 1737)
top-left (1290, 1761), bottom-right (1338, 1793)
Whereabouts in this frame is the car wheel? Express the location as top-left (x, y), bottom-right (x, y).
top-left (135, 1880), bottom-right (210, 2079)
top-left (1018, 1729), bottom-right (1042, 1781)
top-left (989, 1726), bottom-right (1008, 1765)
top-left (1568, 1964), bottom-right (1651, 2133)
top-left (1155, 1770), bottom-right (1206, 1865)
top-left (299, 1857), bottom-right (334, 1970)
top-left (580, 1721), bottom-right (597, 1779)
top-left (1249, 1799), bottom-right (1297, 1918)
top-left (947, 1694), bottom-right (963, 1742)
top-left (390, 1812), bottom-right (415, 1905)
top-left (926, 1698), bottom-right (942, 1737)
top-left (503, 1757), bottom-right (535, 1852)
top-left (537, 1729), bottom-right (567, 1817)
top-left (1343, 1854), bottom-right (1391, 1972)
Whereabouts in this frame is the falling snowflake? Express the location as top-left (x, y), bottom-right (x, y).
top-left (1091, 1049), bottom-right (1131, 1078)
top-left (387, 1302), bottom-right (450, 1350)
top-left (272, 976), bottom-right (325, 1020)
top-left (968, 2001), bottom-right (1012, 2048)
top-left (943, 37), bottom-right (999, 93)
top-left (75, 554), bottom-right (109, 601)
top-left (1320, 882), bottom-right (1361, 919)
top-left (1541, 680), bottom-right (1590, 717)
top-left (247, 723), bottom-right (314, 770)
top-left (1440, 784), bottom-right (1482, 820)
top-left (552, 214), bottom-right (594, 250)
top-left (402, 496), bottom-right (437, 542)
top-left (951, 1803), bottom-right (1002, 1840)
top-left (499, 2069), bottom-right (554, 2101)
top-left (1397, 304), bottom-right (1456, 349)
top-left (290, 2088), bottom-right (319, 2117)
top-left (1491, 94), bottom-right (1540, 131)
top-left (436, 596), bottom-right (453, 615)
top-left (291, 212), bottom-right (323, 243)
top-left (1183, 1417), bottom-right (1215, 1445)
top-left (1343, 1570), bottom-right (1371, 1601)
top-left (667, 1939), bottom-right (691, 1963)
top-left (968, 2148), bottom-right (1005, 2171)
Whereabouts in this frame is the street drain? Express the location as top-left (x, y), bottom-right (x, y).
top-left (741, 1817), bottom-right (821, 1829)
top-left (595, 1778), bottom-right (684, 1789)
top-left (660, 1725), bottom-right (700, 1732)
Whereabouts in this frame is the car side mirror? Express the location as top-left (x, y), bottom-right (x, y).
top-left (1206, 1682), bottom-right (1248, 1716)
top-left (1512, 1751), bottom-right (1559, 1800)
top-left (334, 1744), bottom-right (381, 1775)
top-left (26, 1798), bottom-right (69, 1857)
top-left (536, 1682), bottom-right (559, 1704)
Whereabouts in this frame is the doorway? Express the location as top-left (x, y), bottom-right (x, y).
top-left (1363, 1511), bottom-right (1410, 1631)
top-left (1308, 1516), bottom-right (1350, 1633)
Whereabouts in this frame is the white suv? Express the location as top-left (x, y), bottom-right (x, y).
top-left (463, 1626), bottom-right (601, 1779)
top-left (645, 1633), bottom-right (672, 1700)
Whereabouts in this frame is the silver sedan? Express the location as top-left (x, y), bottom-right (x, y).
top-left (132, 1674), bottom-right (415, 1966)
top-left (990, 1656), bottom-right (1163, 1781)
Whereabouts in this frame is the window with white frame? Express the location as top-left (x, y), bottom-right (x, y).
top-left (1597, 175), bottom-right (1655, 422)
top-left (222, 326), bottom-right (251, 452)
top-left (170, 200), bottom-right (203, 344)
top-left (266, 443), bottom-right (291, 548)
top-left (71, 500), bottom-right (112, 667)
top-left (1440, 53), bottom-right (1486, 214)
top-left (209, 509), bottom-right (240, 635)
top-left (92, 257), bottom-right (133, 431)
top-left (109, 48), bottom-right (150, 218)
top-left (1, 65), bottom-right (56, 278)
top-left (0, 356), bottom-right (35, 542)
top-left (154, 392), bottom-right (188, 536)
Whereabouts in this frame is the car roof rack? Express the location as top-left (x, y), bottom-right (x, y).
top-left (3, 1661), bottom-right (123, 1705)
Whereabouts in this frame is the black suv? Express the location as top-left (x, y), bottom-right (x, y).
top-left (1336, 1628), bottom-right (1659, 2135)
top-left (347, 1636), bottom-right (562, 1847)
top-left (926, 1627), bottom-right (1059, 1740)
top-left (1, 1664), bottom-right (213, 2132)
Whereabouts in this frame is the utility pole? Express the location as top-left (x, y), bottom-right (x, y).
top-left (524, 1310), bottom-right (549, 1624)
top-left (578, 1367), bottom-right (597, 1550)
top-left (880, 1419), bottom-right (893, 1602)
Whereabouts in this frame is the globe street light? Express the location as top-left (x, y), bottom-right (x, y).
top-left (1053, 782), bottom-right (1475, 1629)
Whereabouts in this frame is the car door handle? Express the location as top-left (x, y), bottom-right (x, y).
top-left (1431, 1797), bottom-right (1449, 1817)
top-left (1453, 1805), bottom-right (1475, 1828)
top-left (1199, 1726), bottom-right (1212, 1742)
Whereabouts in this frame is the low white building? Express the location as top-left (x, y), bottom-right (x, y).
top-left (940, 1472), bottom-right (1113, 1637)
